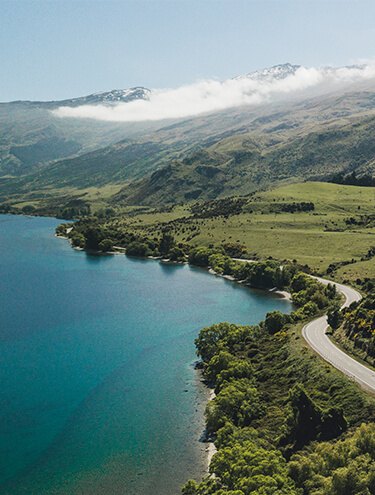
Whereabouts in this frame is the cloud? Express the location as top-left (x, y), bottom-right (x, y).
top-left (54, 65), bottom-right (375, 122)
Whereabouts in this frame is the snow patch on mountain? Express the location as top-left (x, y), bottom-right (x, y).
top-left (237, 63), bottom-right (302, 82)
top-left (54, 63), bottom-right (375, 122)
top-left (57, 87), bottom-right (151, 107)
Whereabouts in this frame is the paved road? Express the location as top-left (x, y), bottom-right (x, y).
top-left (302, 277), bottom-right (375, 394)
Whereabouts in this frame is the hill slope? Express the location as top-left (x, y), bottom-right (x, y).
top-left (3, 65), bottom-right (375, 208)
top-left (3, 87), bottom-right (375, 204)
top-left (113, 111), bottom-right (375, 206)
top-left (0, 88), bottom-right (160, 177)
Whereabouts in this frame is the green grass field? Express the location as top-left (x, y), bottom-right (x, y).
top-left (118, 182), bottom-right (375, 281)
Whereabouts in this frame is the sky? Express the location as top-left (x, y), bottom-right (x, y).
top-left (1, 0), bottom-right (375, 103)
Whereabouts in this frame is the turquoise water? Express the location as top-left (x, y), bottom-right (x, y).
top-left (0, 214), bottom-right (292, 494)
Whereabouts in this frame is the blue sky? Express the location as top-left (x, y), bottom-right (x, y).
top-left (1, 0), bottom-right (375, 102)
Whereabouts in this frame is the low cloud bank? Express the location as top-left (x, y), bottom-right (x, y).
top-left (54, 65), bottom-right (375, 122)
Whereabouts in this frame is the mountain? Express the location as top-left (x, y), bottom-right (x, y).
top-left (25, 87), bottom-right (151, 109)
top-left (235, 63), bottom-right (301, 82)
top-left (111, 111), bottom-right (375, 206)
top-left (3, 63), bottom-right (375, 213)
top-left (0, 87), bottom-right (158, 177)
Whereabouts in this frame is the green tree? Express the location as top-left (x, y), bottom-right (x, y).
top-left (71, 232), bottom-right (85, 248)
top-left (168, 246), bottom-right (185, 261)
top-left (265, 311), bottom-right (285, 334)
top-left (126, 241), bottom-right (152, 257)
top-left (205, 379), bottom-right (263, 433)
top-left (98, 238), bottom-right (113, 252)
top-left (210, 440), bottom-right (299, 494)
top-left (327, 308), bottom-right (344, 330)
top-left (284, 384), bottom-right (323, 448)
top-left (84, 226), bottom-right (104, 250)
top-left (159, 233), bottom-right (175, 256)
top-left (291, 273), bottom-right (311, 292)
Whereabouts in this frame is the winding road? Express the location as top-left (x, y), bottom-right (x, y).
top-left (302, 277), bottom-right (375, 393)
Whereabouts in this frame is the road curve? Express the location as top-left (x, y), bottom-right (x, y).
top-left (302, 277), bottom-right (375, 394)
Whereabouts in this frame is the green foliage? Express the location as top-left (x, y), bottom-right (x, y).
top-left (222, 243), bottom-right (248, 259)
top-left (289, 423), bottom-right (375, 494)
top-left (205, 380), bottom-right (263, 433)
top-left (231, 261), bottom-right (287, 289)
top-left (291, 277), bottom-right (335, 310)
top-left (208, 253), bottom-right (236, 275)
top-left (289, 277), bottom-right (338, 323)
top-left (126, 241), bottom-right (152, 257)
top-left (0, 203), bottom-right (18, 214)
top-left (282, 384), bottom-right (347, 449)
top-left (55, 222), bottom-right (73, 236)
top-left (70, 232), bottom-right (85, 248)
top-left (188, 294), bottom-right (375, 495)
top-left (159, 233), bottom-right (175, 256)
top-left (327, 307), bottom-right (344, 330)
top-left (211, 441), bottom-right (299, 495)
top-left (216, 360), bottom-right (255, 394)
top-left (264, 311), bottom-right (285, 334)
top-left (205, 351), bottom-right (239, 382)
top-left (98, 238), bottom-right (113, 252)
top-left (168, 246), bottom-right (185, 261)
top-left (290, 273), bottom-right (311, 293)
top-left (340, 294), bottom-right (375, 359)
top-left (189, 246), bottom-right (223, 267)
top-left (81, 225), bottom-right (103, 250)
top-left (195, 322), bottom-right (257, 363)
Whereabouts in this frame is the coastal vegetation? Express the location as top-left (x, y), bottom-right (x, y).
top-left (50, 181), bottom-right (375, 283)
top-left (182, 301), bottom-right (375, 495)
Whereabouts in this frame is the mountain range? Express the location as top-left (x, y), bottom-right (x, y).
top-left (2, 63), bottom-right (375, 213)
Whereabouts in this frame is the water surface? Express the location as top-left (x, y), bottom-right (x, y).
top-left (0, 214), bottom-right (292, 494)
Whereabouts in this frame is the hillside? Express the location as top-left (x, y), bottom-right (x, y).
top-left (0, 88), bottom-right (161, 177)
top-left (113, 111), bottom-right (375, 206)
top-left (3, 65), bottom-right (375, 211)
top-left (3, 86), bottom-right (375, 210)
top-left (95, 181), bottom-right (375, 282)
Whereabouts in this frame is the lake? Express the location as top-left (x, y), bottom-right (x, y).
top-left (0, 214), bottom-right (292, 494)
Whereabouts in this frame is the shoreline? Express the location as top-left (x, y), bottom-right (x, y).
top-left (56, 232), bottom-right (291, 478)
top-left (56, 231), bottom-right (291, 303)
top-left (205, 388), bottom-right (217, 471)
top-left (208, 267), bottom-right (292, 301)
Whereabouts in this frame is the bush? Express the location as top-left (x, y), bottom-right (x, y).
top-left (265, 311), bottom-right (285, 334)
top-left (98, 238), bottom-right (113, 252)
top-left (71, 232), bottom-right (85, 248)
top-left (126, 241), bottom-right (152, 257)
top-left (168, 246), bottom-right (185, 261)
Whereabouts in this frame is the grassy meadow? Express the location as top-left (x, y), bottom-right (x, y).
top-left (115, 182), bottom-right (375, 281)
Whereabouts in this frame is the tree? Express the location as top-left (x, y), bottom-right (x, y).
top-left (126, 241), bottom-right (152, 257)
top-left (327, 307), bottom-right (344, 330)
top-left (168, 246), bottom-right (185, 261)
top-left (210, 440), bottom-right (299, 494)
top-left (284, 384), bottom-right (323, 448)
top-left (205, 379), bottom-right (263, 432)
top-left (265, 311), bottom-right (285, 334)
top-left (291, 273), bottom-right (311, 293)
top-left (84, 226), bottom-right (104, 250)
top-left (71, 232), bottom-right (85, 248)
top-left (189, 246), bottom-right (216, 267)
top-left (98, 238), bottom-right (113, 252)
top-left (159, 233), bottom-right (175, 256)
